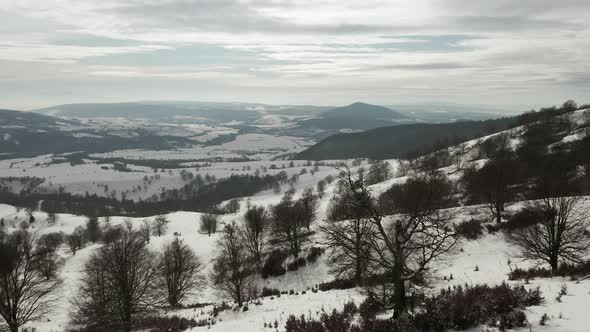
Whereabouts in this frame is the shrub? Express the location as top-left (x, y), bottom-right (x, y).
top-left (412, 283), bottom-right (542, 331)
top-left (508, 261), bottom-right (590, 280)
top-left (261, 250), bottom-right (288, 279)
top-left (342, 301), bottom-right (358, 317)
top-left (455, 219), bottom-right (483, 240)
top-left (318, 278), bottom-right (356, 291)
top-left (67, 316), bottom-right (199, 332)
top-left (503, 208), bottom-right (542, 231)
top-left (284, 301), bottom-right (360, 332)
top-left (540, 313), bottom-right (549, 326)
top-left (287, 257), bottom-right (307, 271)
top-left (261, 287), bottom-right (281, 297)
top-left (321, 309), bottom-right (352, 331)
top-left (306, 247), bottom-right (325, 264)
top-left (359, 297), bottom-right (380, 321)
top-left (285, 315), bottom-right (325, 332)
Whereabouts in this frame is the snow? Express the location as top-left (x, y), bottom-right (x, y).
top-left (2, 115), bottom-right (590, 331)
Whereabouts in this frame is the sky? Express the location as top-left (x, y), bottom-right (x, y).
top-left (1, 0), bottom-right (589, 110)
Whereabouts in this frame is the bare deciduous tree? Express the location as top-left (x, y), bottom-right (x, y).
top-left (241, 205), bottom-right (269, 270)
top-left (462, 147), bottom-right (520, 223)
top-left (210, 223), bottom-right (254, 306)
top-left (86, 216), bottom-right (101, 243)
top-left (299, 187), bottom-right (318, 230)
top-left (67, 226), bottom-right (86, 255)
top-left (75, 231), bottom-right (157, 332)
top-left (200, 213), bottom-right (219, 236)
top-left (272, 192), bottom-right (307, 258)
top-left (336, 167), bottom-right (458, 317)
top-left (152, 215), bottom-right (169, 237)
top-left (139, 219), bottom-right (151, 243)
top-left (316, 180), bottom-right (326, 199)
top-left (511, 196), bottom-right (590, 271)
top-left (365, 160), bottom-right (392, 185)
top-left (0, 231), bottom-right (61, 332)
top-left (321, 188), bottom-right (375, 285)
top-left (225, 199), bottom-right (241, 215)
top-left (156, 238), bottom-right (203, 307)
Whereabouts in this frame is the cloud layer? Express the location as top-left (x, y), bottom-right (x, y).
top-left (1, 0), bottom-right (589, 109)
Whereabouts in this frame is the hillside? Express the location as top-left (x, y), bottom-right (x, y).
top-left (320, 102), bottom-right (405, 119)
top-left (296, 116), bottom-right (515, 160)
top-left (294, 102), bottom-right (414, 133)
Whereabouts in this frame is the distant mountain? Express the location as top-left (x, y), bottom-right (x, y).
top-left (0, 108), bottom-right (79, 129)
top-left (34, 102), bottom-right (261, 123)
top-left (0, 109), bottom-right (192, 158)
top-left (295, 102), bottom-right (413, 133)
top-left (320, 102), bottom-right (406, 119)
top-left (390, 103), bottom-right (510, 123)
top-left (296, 117), bottom-right (516, 160)
top-left (34, 102), bottom-right (330, 123)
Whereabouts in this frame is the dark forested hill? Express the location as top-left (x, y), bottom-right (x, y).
top-left (296, 117), bottom-right (515, 160)
top-left (320, 102), bottom-right (405, 119)
top-left (295, 102), bottom-right (413, 132)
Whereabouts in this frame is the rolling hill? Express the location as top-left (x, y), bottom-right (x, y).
top-left (295, 102), bottom-right (414, 133)
top-left (296, 117), bottom-right (515, 160)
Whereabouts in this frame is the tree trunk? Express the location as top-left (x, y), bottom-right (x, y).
top-left (392, 222), bottom-right (407, 318)
top-left (9, 323), bottom-right (18, 332)
top-left (550, 255), bottom-right (559, 272)
top-left (495, 203), bottom-right (502, 223)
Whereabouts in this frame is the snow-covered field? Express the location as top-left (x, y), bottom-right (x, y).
top-left (0, 152), bottom-right (341, 201)
top-left (2, 170), bottom-right (590, 331)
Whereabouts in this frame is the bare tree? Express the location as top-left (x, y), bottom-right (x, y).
top-left (365, 160), bottom-right (392, 185)
top-left (210, 223), bottom-right (254, 306)
top-left (225, 199), bottom-right (241, 215)
top-left (200, 213), bottom-right (219, 236)
top-left (155, 238), bottom-right (203, 307)
top-left (139, 219), bottom-right (151, 244)
top-left (35, 233), bottom-right (64, 280)
top-left (511, 196), bottom-right (590, 271)
top-left (67, 226), bottom-right (87, 255)
top-left (272, 192), bottom-right (307, 258)
top-left (396, 160), bottom-right (411, 177)
top-left (152, 215), bottom-right (169, 237)
top-left (462, 147), bottom-right (520, 223)
top-left (336, 167), bottom-right (458, 317)
top-left (316, 180), bottom-right (326, 199)
top-left (86, 216), bottom-right (101, 243)
top-left (241, 205), bottom-right (269, 270)
top-left (0, 231), bottom-right (61, 332)
top-left (320, 186), bottom-right (375, 285)
top-left (299, 187), bottom-right (318, 230)
top-left (75, 231), bottom-right (157, 332)
top-left (46, 212), bottom-right (58, 224)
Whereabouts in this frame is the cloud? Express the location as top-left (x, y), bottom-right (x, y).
top-left (0, 0), bottom-right (589, 109)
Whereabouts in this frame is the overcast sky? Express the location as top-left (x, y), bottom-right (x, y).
top-left (1, 0), bottom-right (589, 110)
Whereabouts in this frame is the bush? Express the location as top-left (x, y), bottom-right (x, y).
top-left (412, 283), bottom-right (542, 331)
top-left (359, 297), bottom-right (380, 321)
top-left (342, 301), bottom-right (358, 317)
top-left (67, 315), bottom-right (199, 332)
top-left (285, 315), bottom-right (325, 332)
top-left (318, 278), bottom-right (356, 291)
top-left (503, 208), bottom-right (542, 231)
top-left (287, 257), bottom-right (307, 271)
top-left (261, 287), bottom-right (281, 297)
top-left (306, 246), bottom-right (325, 263)
top-left (508, 261), bottom-right (590, 280)
top-left (284, 301), bottom-right (360, 332)
top-left (455, 219), bottom-right (484, 240)
top-left (261, 250), bottom-right (288, 279)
